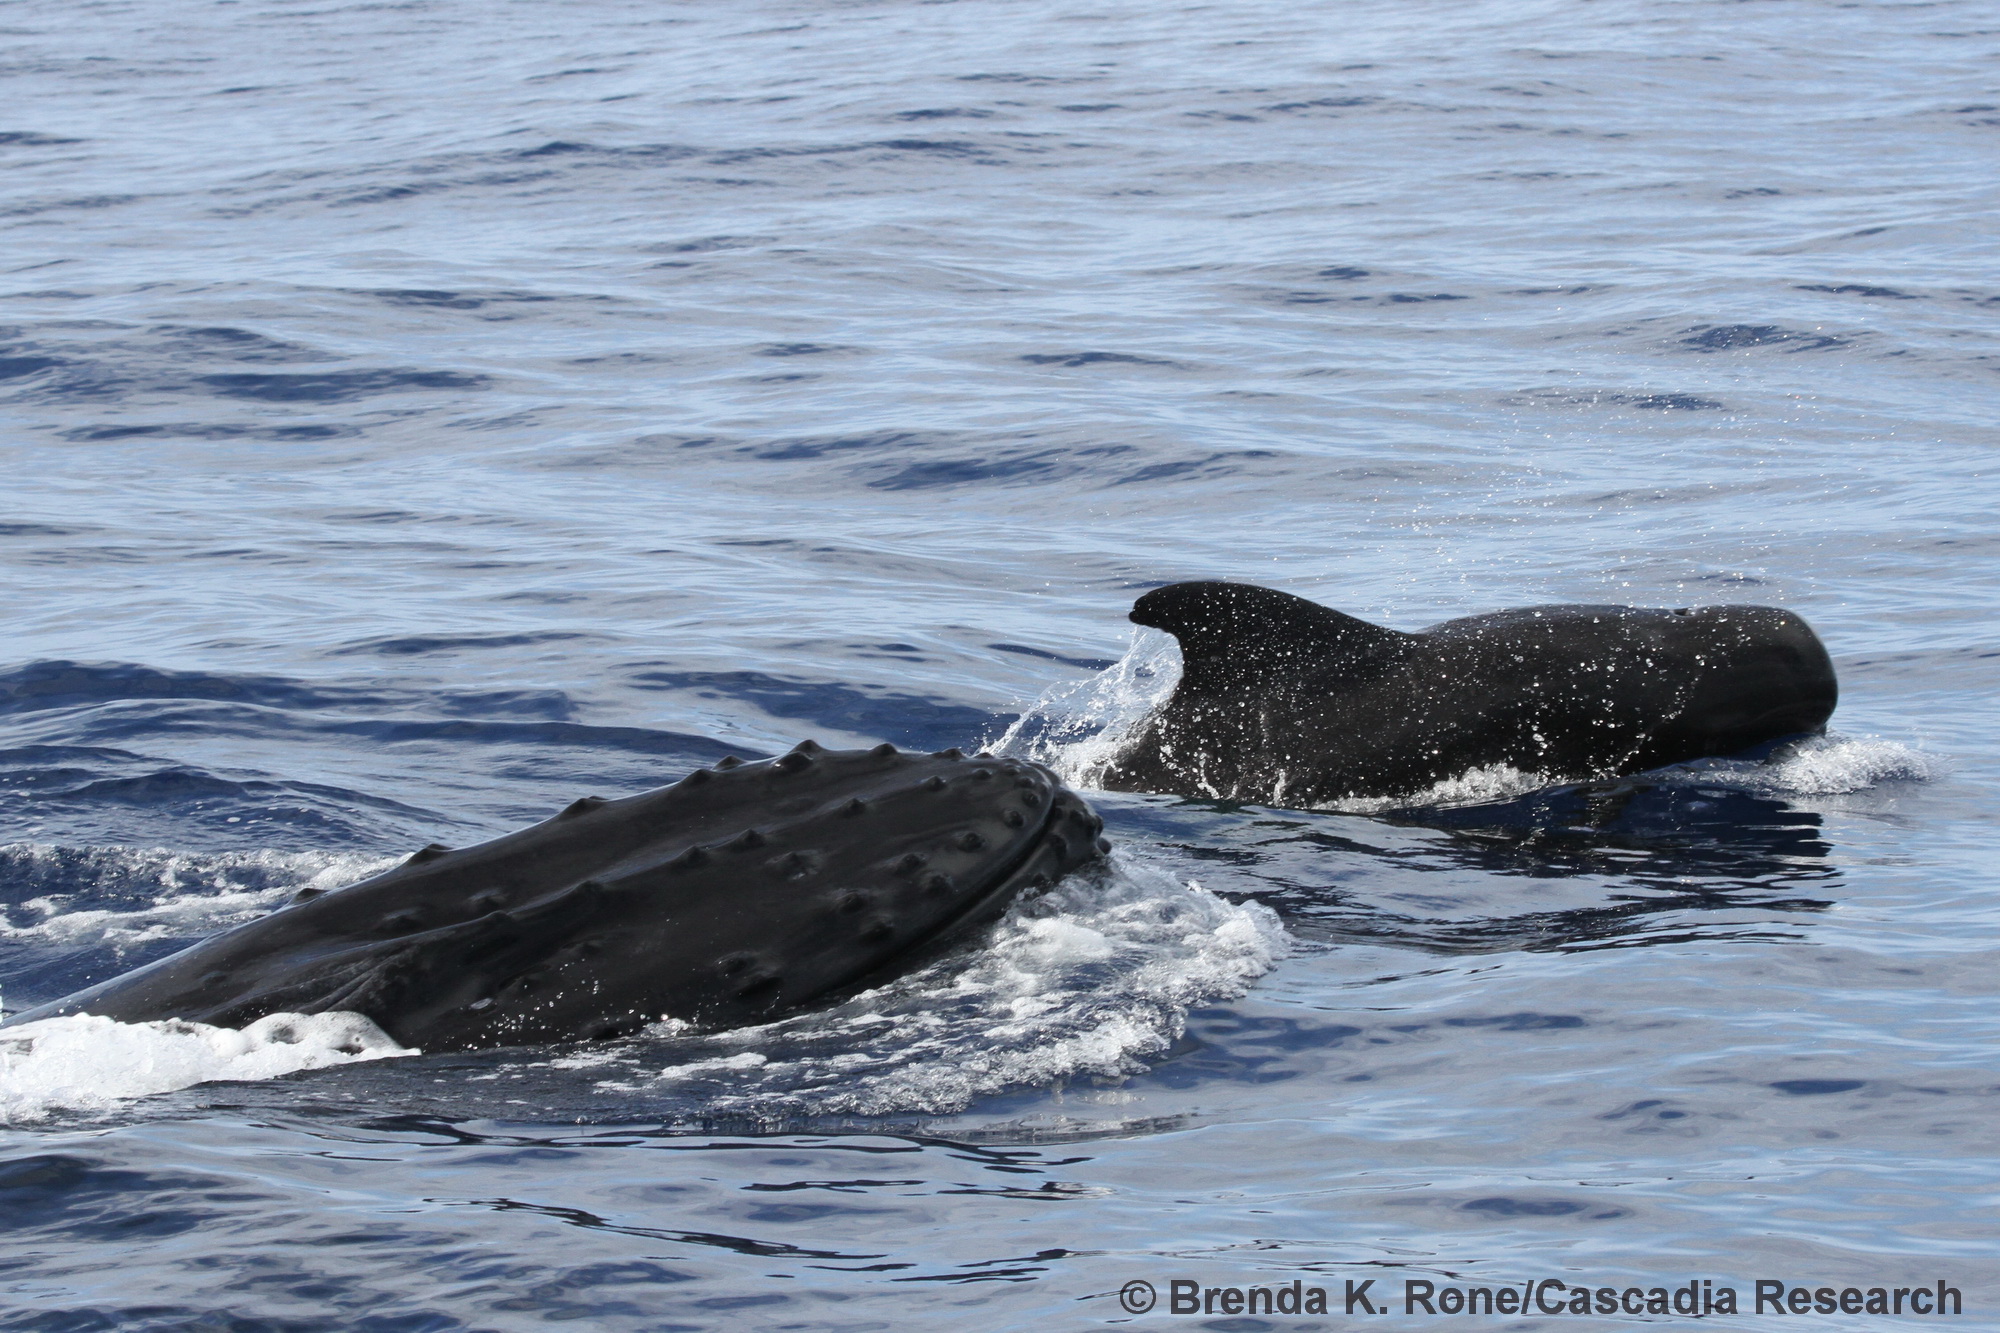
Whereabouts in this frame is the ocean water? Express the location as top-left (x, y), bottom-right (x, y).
top-left (2, 0), bottom-right (1996, 1327)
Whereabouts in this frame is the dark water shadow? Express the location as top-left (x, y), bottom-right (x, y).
top-left (1094, 761), bottom-right (1839, 955)
top-left (1379, 773), bottom-right (1833, 888)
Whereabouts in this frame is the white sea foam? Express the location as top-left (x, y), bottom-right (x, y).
top-left (0, 846), bottom-right (412, 1121)
top-left (603, 852), bottom-right (1288, 1117)
top-left (1674, 732), bottom-right (1938, 796)
top-left (0, 1011), bottom-right (413, 1124)
top-left (1320, 764), bottom-right (1559, 813)
top-left (1316, 735), bottom-right (1935, 810)
top-left (0, 845), bottom-right (395, 947)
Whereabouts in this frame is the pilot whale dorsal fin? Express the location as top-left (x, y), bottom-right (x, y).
top-left (1128, 581), bottom-right (1405, 694)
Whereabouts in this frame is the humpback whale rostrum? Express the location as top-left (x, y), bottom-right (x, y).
top-left (1102, 581), bottom-right (1838, 806)
top-left (4, 743), bottom-right (1109, 1051)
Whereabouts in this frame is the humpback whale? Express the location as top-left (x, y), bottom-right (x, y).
top-left (4, 743), bottom-right (1109, 1051)
top-left (1102, 581), bottom-right (1838, 806)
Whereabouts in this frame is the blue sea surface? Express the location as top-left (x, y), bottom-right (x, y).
top-left (2, 0), bottom-right (1996, 1327)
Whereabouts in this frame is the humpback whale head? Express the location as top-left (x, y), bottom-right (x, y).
top-left (5, 744), bottom-right (1111, 1051)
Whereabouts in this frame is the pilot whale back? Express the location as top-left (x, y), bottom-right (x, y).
top-left (5, 743), bottom-right (1108, 1050)
top-left (1102, 581), bottom-right (1838, 806)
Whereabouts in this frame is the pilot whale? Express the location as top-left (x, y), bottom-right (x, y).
top-left (4, 743), bottom-right (1109, 1051)
top-left (1101, 581), bottom-right (1838, 806)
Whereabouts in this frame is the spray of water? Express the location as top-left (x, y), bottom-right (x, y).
top-left (991, 628), bottom-right (1181, 788)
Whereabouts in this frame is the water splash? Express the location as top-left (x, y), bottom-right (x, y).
top-left (991, 628), bottom-right (1180, 787)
